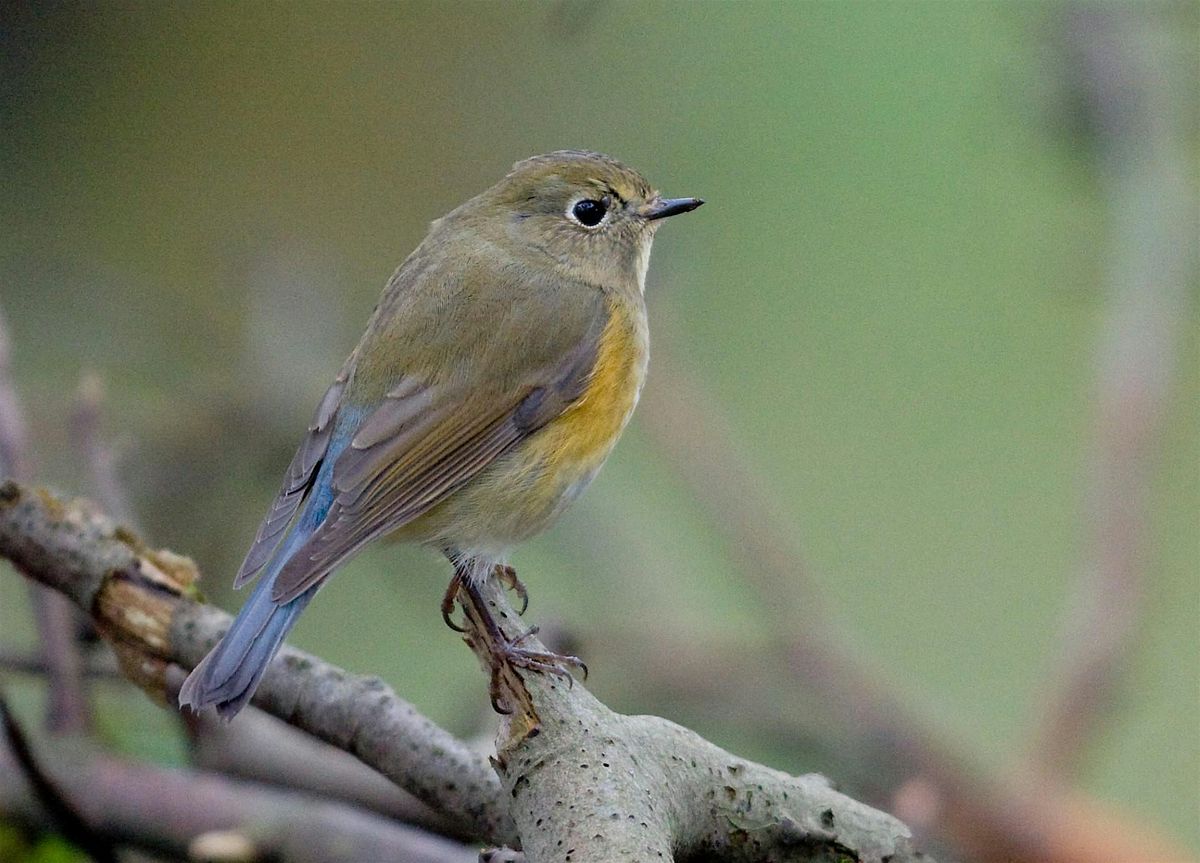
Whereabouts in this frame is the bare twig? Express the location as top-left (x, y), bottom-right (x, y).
top-left (0, 645), bottom-right (121, 680)
top-left (641, 322), bottom-right (933, 741)
top-left (25, 591), bottom-right (93, 735)
top-left (639, 312), bottom-right (825, 620)
top-left (1027, 3), bottom-right (1196, 777)
top-left (0, 307), bottom-right (32, 483)
top-left (179, 675), bottom-right (470, 842)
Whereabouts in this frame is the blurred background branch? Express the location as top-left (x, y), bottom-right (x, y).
top-left (0, 306), bottom-right (93, 737)
top-left (1026, 2), bottom-right (1196, 779)
top-left (70, 372), bottom-right (137, 529)
top-left (1, 700), bottom-right (477, 863)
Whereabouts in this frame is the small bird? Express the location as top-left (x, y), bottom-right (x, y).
top-left (179, 151), bottom-right (702, 718)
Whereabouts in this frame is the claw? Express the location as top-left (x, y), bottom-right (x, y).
top-left (499, 640), bottom-right (586, 688)
top-left (495, 564), bottom-right (529, 615)
top-left (488, 669), bottom-right (514, 715)
top-left (440, 571), bottom-right (468, 633)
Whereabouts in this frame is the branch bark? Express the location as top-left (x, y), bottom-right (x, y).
top-left (183, 693), bottom-right (470, 841)
top-left (0, 480), bottom-right (927, 862)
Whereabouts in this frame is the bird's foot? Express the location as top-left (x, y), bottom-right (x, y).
top-left (486, 625), bottom-right (588, 714)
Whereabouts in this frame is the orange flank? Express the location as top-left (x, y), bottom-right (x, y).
top-left (535, 296), bottom-right (649, 477)
top-left (397, 294), bottom-right (649, 555)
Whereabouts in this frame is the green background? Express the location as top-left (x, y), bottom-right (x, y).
top-left (1, 1), bottom-right (1196, 855)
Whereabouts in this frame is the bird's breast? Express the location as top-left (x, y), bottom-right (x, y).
top-left (534, 294), bottom-right (649, 478)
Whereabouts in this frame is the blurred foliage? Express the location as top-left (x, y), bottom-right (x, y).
top-left (0, 0), bottom-right (1196, 855)
top-left (0, 823), bottom-right (85, 863)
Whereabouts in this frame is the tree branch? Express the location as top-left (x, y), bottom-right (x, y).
top-left (70, 371), bottom-right (137, 528)
top-left (0, 481), bottom-right (927, 862)
top-left (182, 688), bottom-right (471, 842)
top-left (0, 693), bottom-right (118, 863)
top-left (0, 480), bottom-right (514, 845)
top-left (0, 307), bottom-right (32, 485)
top-left (466, 579), bottom-right (923, 862)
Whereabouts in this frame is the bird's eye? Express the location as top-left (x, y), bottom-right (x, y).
top-left (570, 198), bottom-right (608, 228)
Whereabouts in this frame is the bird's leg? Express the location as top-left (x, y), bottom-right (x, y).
top-left (458, 571), bottom-right (587, 714)
top-left (441, 563), bottom-right (526, 632)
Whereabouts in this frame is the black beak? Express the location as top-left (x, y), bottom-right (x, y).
top-left (644, 196), bottom-right (705, 220)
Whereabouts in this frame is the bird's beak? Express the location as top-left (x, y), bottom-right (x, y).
top-left (643, 197), bottom-right (705, 220)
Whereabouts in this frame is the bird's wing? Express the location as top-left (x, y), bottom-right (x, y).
top-left (266, 283), bottom-right (610, 603)
top-left (232, 359), bottom-right (352, 588)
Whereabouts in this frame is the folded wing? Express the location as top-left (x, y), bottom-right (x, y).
top-left (268, 291), bottom-right (609, 603)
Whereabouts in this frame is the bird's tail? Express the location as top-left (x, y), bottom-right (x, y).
top-left (177, 568), bottom-right (316, 719)
top-left (178, 450), bottom-right (343, 719)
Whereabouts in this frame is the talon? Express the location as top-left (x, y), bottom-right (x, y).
top-left (495, 563), bottom-right (529, 615)
top-left (499, 643), bottom-right (587, 687)
top-left (440, 571), bottom-right (468, 633)
top-left (443, 606), bottom-right (467, 634)
top-left (488, 666), bottom-right (514, 715)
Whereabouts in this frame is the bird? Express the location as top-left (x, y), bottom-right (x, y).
top-left (178, 150), bottom-right (703, 719)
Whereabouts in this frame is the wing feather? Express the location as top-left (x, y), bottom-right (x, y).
top-left (232, 367), bottom-right (350, 587)
top-left (268, 294), bottom-right (609, 603)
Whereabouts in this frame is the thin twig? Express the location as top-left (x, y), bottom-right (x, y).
top-left (25, 591), bottom-right (93, 735)
top-left (0, 307), bottom-right (32, 483)
top-left (178, 670), bottom-right (470, 842)
top-left (0, 645), bottom-right (121, 680)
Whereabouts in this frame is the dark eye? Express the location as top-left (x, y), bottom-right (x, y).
top-left (571, 198), bottom-right (607, 227)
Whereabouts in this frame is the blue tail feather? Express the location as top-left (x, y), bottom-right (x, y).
top-left (178, 416), bottom-right (354, 719)
top-left (178, 573), bottom-right (316, 719)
